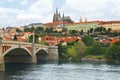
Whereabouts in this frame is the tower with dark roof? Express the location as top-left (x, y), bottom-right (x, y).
top-left (53, 8), bottom-right (73, 23)
top-left (53, 8), bottom-right (61, 22)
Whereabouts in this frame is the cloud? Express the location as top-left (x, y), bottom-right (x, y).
top-left (61, 0), bottom-right (120, 21)
top-left (20, 0), bottom-right (28, 5)
top-left (8, 0), bottom-right (14, 2)
top-left (0, 7), bottom-right (23, 27)
top-left (29, 0), bottom-right (53, 15)
top-left (0, 0), bottom-right (54, 27)
top-left (1, 0), bottom-right (120, 27)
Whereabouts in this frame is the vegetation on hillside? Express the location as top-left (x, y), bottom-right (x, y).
top-left (23, 26), bottom-right (120, 62)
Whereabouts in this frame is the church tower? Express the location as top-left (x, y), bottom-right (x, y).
top-left (79, 16), bottom-right (83, 22)
top-left (53, 8), bottom-right (61, 22)
top-left (85, 17), bottom-right (87, 22)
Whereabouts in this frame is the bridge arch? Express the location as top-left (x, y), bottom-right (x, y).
top-left (35, 48), bottom-right (49, 61)
top-left (35, 48), bottom-right (48, 55)
top-left (3, 46), bottom-right (32, 56)
top-left (3, 46), bottom-right (32, 63)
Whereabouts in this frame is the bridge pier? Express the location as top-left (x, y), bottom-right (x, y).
top-left (0, 55), bottom-right (5, 71)
top-left (0, 40), bottom-right (5, 71)
top-left (30, 54), bottom-right (37, 63)
top-left (46, 46), bottom-right (59, 60)
top-left (30, 43), bottom-right (37, 63)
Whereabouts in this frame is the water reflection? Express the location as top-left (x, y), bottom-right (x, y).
top-left (0, 72), bottom-right (5, 80)
top-left (1, 61), bottom-right (120, 80)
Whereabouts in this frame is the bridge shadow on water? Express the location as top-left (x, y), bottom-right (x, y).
top-left (3, 61), bottom-right (59, 80)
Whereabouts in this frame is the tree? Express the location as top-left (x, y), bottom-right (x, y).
top-left (24, 27), bottom-right (33, 32)
top-left (57, 43), bottom-right (68, 59)
top-left (62, 28), bottom-right (68, 33)
top-left (87, 30), bottom-right (90, 35)
top-left (67, 46), bottom-right (77, 61)
top-left (106, 41), bottom-right (120, 62)
top-left (75, 40), bottom-right (86, 59)
top-left (82, 35), bottom-right (94, 46)
top-left (16, 28), bottom-right (22, 33)
top-left (45, 28), bottom-right (53, 33)
top-left (80, 29), bottom-right (83, 35)
top-left (92, 42), bottom-right (105, 55)
top-left (94, 26), bottom-right (106, 33)
top-left (85, 42), bottom-right (106, 55)
top-left (13, 35), bottom-right (17, 41)
top-left (108, 28), bottom-right (111, 33)
top-left (90, 28), bottom-right (94, 33)
top-left (69, 30), bottom-right (78, 35)
top-left (28, 35), bottom-right (39, 43)
top-left (35, 27), bottom-right (44, 34)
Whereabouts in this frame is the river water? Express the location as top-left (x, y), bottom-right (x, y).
top-left (1, 61), bottom-right (120, 80)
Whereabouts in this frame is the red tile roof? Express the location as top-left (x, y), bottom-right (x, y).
top-left (100, 21), bottom-right (120, 25)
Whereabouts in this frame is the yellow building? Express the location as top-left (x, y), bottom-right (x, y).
top-left (100, 21), bottom-right (120, 32)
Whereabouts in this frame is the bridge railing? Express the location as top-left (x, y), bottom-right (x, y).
top-left (35, 44), bottom-right (49, 48)
top-left (1, 40), bottom-right (58, 49)
top-left (2, 41), bottom-right (32, 45)
top-left (1, 40), bottom-right (50, 48)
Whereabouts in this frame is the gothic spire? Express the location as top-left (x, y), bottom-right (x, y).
top-left (62, 12), bottom-right (64, 18)
top-left (59, 11), bottom-right (61, 17)
top-left (56, 8), bottom-right (58, 15)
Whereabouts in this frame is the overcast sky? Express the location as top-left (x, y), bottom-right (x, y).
top-left (0, 0), bottom-right (120, 27)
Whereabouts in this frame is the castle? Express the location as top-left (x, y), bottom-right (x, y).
top-left (53, 8), bottom-right (73, 23)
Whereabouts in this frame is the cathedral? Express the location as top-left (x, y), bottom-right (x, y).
top-left (53, 8), bottom-right (73, 23)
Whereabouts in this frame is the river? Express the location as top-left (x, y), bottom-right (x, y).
top-left (0, 61), bottom-right (120, 80)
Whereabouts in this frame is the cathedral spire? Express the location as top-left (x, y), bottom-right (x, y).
top-left (56, 8), bottom-right (58, 15)
top-left (62, 12), bottom-right (65, 21)
top-left (59, 11), bottom-right (61, 17)
top-left (62, 12), bottom-right (64, 18)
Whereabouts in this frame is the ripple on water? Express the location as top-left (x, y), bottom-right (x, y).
top-left (3, 62), bottom-right (120, 80)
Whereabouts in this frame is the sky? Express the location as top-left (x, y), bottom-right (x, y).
top-left (0, 0), bottom-right (120, 27)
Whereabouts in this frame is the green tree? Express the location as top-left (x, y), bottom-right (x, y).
top-left (106, 41), bottom-right (120, 62)
top-left (80, 29), bottom-right (83, 35)
top-left (57, 44), bottom-right (68, 59)
top-left (90, 28), bottom-right (94, 33)
top-left (62, 28), bottom-right (68, 33)
top-left (69, 30), bottom-right (78, 35)
top-left (45, 28), bottom-right (53, 33)
top-left (82, 35), bottom-right (94, 46)
top-left (35, 27), bottom-right (44, 34)
top-left (85, 42), bottom-right (106, 55)
top-left (24, 27), bottom-right (33, 32)
top-left (87, 30), bottom-right (90, 35)
top-left (16, 28), bottom-right (22, 33)
top-left (75, 40), bottom-right (86, 59)
top-left (13, 35), bottom-right (17, 41)
top-left (67, 46), bottom-right (78, 61)
top-left (28, 35), bottom-right (39, 43)
top-left (95, 26), bottom-right (106, 33)
top-left (108, 28), bottom-right (111, 33)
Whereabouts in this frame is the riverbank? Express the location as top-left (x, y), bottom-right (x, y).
top-left (59, 55), bottom-right (107, 63)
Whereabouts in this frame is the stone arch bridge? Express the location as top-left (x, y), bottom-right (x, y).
top-left (0, 40), bottom-right (58, 71)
